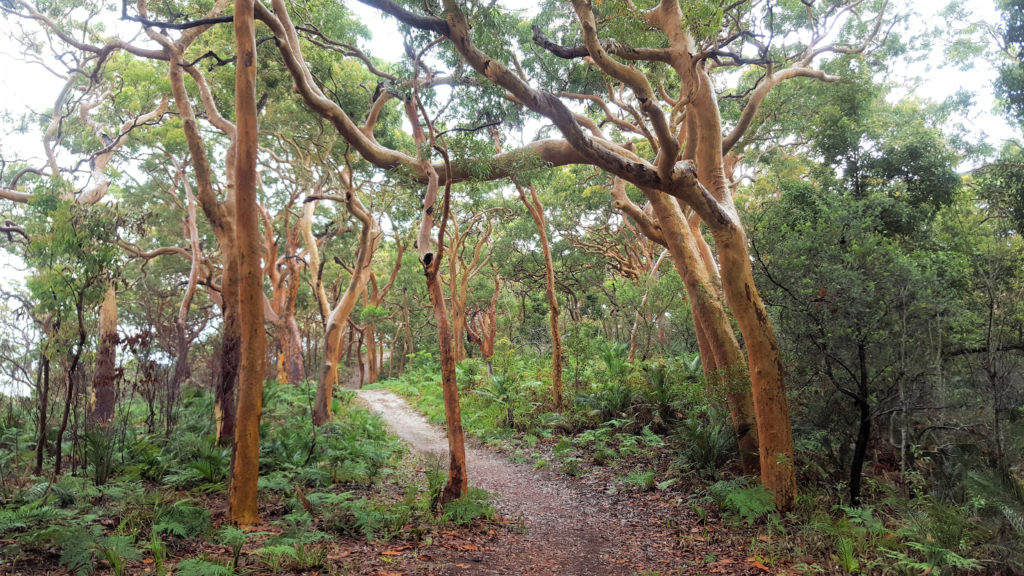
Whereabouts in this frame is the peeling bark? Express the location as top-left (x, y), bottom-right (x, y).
top-left (88, 283), bottom-right (118, 426)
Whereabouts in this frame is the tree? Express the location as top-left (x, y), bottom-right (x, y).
top-left (313, 183), bottom-right (381, 425)
top-left (228, 0), bottom-right (265, 526)
top-left (87, 283), bottom-right (118, 426)
top-left (249, 0), bottom-right (897, 508)
top-left (363, 239), bottom-right (404, 385)
top-left (445, 205), bottom-right (497, 364)
top-left (751, 184), bottom-right (955, 506)
top-left (406, 96), bottom-right (469, 503)
top-left (747, 82), bottom-right (963, 504)
top-left (467, 274), bottom-right (501, 374)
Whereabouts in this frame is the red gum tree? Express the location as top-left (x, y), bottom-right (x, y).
top-left (253, 0), bottom-right (891, 510)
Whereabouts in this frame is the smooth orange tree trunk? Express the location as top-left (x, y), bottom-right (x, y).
top-left (313, 192), bottom-right (379, 424)
top-left (645, 191), bottom-right (760, 475)
top-left (520, 185), bottom-right (563, 408)
top-left (407, 99), bottom-right (468, 503)
top-left (446, 210), bottom-right (494, 363)
top-left (169, 176), bottom-right (204, 427)
top-left (265, 208), bottom-right (306, 385)
top-left (613, 177), bottom-right (760, 475)
top-left (491, 132), bottom-right (563, 406)
top-left (229, 0), bottom-right (265, 526)
top-left (147, 1), bottom-right (240, 446)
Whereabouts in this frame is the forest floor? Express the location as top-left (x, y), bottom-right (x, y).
top-left (352, 388), bottom-right (772, 576)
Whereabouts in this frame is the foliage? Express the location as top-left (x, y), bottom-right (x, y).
top-left (676, 408), bottom-right (736, 479)
top-left (710, 481), bottom-right (778, 527)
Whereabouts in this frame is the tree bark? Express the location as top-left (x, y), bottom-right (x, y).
top-left (169, 176), bottom-right (203, 427)
top-left (407, 97), bottom-right (468, 503)
top-left (710, 221), bottom-right (795, 509)
top-left (217, 251), bottom-right (241, 446)
top-left (88, 283), bottom-right (118, 426)
top-left (427, 266), bottom-right (468, 502)
top-left (228, 0), bottom-right (265, 526)
top-left (467, 275), bottom-right (501, 375)
top-left (314, 194), bottom-right (379, 424)
top-left (644, 191), bottom-right (760, 475)
top-left (366, 323), bottom-right (378, 385)
top-left (521, 185), bottom-right (563, 409)
top-left (364, 242), bottom-right (402, 385)
top-left (34, 353), bottom-right (49, 475)
top-left (153, 3), bottom-right (240, 446)
top-left (492, 129), bottom-right (562, 406)
top-left (850, 398), bottom-right (871, 506)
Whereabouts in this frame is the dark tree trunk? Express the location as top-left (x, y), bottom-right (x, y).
top-left (34, 355), bottom-right (49, 475)
top-left (217, 250), bottom-right (241, 446)
top-left (850, 399), bottom-right (871, 507)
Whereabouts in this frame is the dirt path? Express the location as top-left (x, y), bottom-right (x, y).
top-left (356, 389), bottom-right (709, 576)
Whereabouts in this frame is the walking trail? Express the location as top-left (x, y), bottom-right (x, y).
top-left (356, 388), bottom-right (713, 576)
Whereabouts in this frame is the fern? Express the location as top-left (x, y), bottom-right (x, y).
top-left (677, 408), bottom-right (735, 479)
top-left (174, 558), bottom-right (233, 576)
top-left (96, 535), bottom-right (141, 576)
top-left (886, 544), bottom-right (982, 576)
top-left (441, 488), bottom-right (495, 526)
top-left (721, 484), bottom-right (777, 526)
top-left (153, 499), bottom-right (211, 538)
top-left (255, 544), bottom-right (299, 572)
top-left (835, 537), bottom-right (860, 574)
top-left (0, 502), bottom-right (65, 533)
top-left (53, 524), bottom-right (103, 576)
top-left (24, 481), bottom-right (76, 507)
top-left (622, 469), bottom-right (657, 491)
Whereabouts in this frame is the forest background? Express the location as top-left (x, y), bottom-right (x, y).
top-left (0, 0), bottom-right (1022, 573)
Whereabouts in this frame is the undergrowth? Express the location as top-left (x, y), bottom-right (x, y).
top-left (0, 379), bottom-right (495, 574)
top-left (375, 344), bottom-right (1020, 574)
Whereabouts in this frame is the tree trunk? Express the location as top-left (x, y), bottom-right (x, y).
top-left (169, 176), bottom-right (203, 428)
top-left (55, 294), bottom-right (88, 477)
top-left (427, 262), bottom-right (468, 503)
top-left (54, 369), bottom-right (73, 477)
top-left (229, 0), bottom-right (265, 526)
top-left (314, 197), bottom-right (378, 424)
top-left (165, 47), bottom-right (241, 448)
top-left (711, 222), bottom-right (795, 510)
top-left (406, 97), bottom-right (468, 503)
top-left (88, 283), bottom-right (118, 426)
top-left (356, 329), bottom-right (365, 387)
top-left (34, 354), bottom-right (49, 475)
top-left (366, 323), bottom-right (378, 385)
top-left (275, 314), bottom-right (305, 384)
top-left (527, 190), bottom-right (564, 410)
top-left (451, 297), bottom-right (467, 363)
top-left (644, 190), bottom-right (760, 476)
top-left (850, 398), bottom-right (871, 507)
top-left (217, 249), bottom-right (240, 446)
top-left (685, 54), bottom-right (795, 509)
